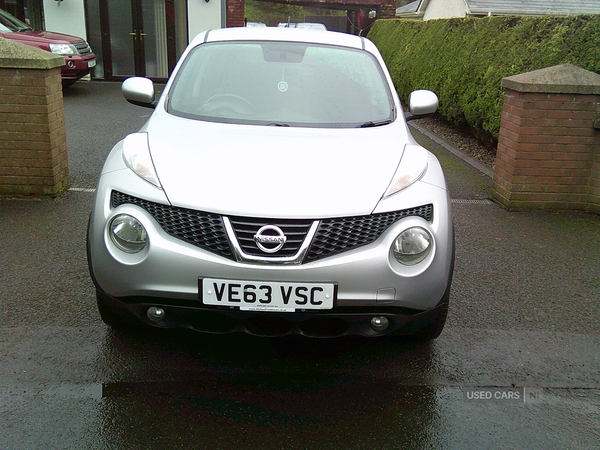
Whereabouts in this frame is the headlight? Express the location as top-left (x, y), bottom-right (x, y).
top-left (383, 144), bottom-right (428, 199)
top-left (122, 132), bottom-right (162, 189)
top-left (109, 214), bottom-right (148, 253)
top-left (392, 227), bottom-right (432, 265)
top-left (49, 43), bottom-right (77, 55)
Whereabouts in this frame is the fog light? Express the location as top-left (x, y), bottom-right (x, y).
top-left (147, 307), bottom-right (165, 322)
top-left (371, 316), bottom-right (389, 332)
top-left (392, 227), bottom-right (432, 265)
top-left (109, 214), bottom-right (148, 253)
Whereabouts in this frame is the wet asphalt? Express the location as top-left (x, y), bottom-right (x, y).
top-left (0, 81), bottom-right (599, 449)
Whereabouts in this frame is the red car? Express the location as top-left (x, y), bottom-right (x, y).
top-left (0, 8), bottom-right (96, 86)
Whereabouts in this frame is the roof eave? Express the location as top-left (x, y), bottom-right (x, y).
top-left (417, 0), bottom-right (431, 14)
top-left (396, 12), bottom-right (425, 19)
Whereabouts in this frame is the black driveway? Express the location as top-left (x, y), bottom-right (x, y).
top-left (0, 81), bottom-right (598, 449)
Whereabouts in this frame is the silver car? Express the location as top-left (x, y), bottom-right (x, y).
top-left (87, 27), bottom-right (454, 339)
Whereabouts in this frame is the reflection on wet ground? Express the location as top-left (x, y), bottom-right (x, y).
top-left (98, 330), bottom-right (440, 448)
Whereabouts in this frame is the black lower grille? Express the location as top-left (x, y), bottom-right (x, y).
top-left (111, 191), bottom-right (234, 260)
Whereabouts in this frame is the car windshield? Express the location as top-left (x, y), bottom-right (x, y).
top-left (167, 41), bottom-right (394, 128)
top-left (0, 9), bottom-right (32, 32)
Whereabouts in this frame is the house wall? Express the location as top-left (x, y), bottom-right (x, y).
top-left (187, 0), bottom-right (224, 41)
top-left (423, 0), bottom-right (466, 20)
top-left (42, 0), bottom-right (88, 39)
top-left (41, 0), bottom-right (224, 45)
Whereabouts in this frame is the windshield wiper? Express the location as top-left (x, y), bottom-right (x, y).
top-left (358, 119), bottom-right (393, 128)
top-left (267, 123), bottom-right (290, 127)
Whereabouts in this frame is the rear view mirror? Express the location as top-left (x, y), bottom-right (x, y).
top-left (122, 77), bottom-right (156, 109)
top-left (405, 90), bottom-right (438, 121)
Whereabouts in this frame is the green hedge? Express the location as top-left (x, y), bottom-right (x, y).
top-left (368, 16), bottom-right (600, 144)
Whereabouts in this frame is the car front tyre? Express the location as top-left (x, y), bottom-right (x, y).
top-left (400, 229), bottom-right (454, 343)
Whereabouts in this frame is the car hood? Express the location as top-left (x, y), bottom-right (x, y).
top-left (1, 30), bottom-right (84, 45)
top-left (145, 114), bottom-right (409, 218)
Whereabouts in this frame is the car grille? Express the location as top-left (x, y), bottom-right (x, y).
top-left (228, 216), bottom-right (314, 257)
top-left (305, 204), bottom-right (433, 262)
top-left (110, 191), bottom-right (433, 263)
top-left (111, 191), bottom-right (234, 259)
top-left (74, 41), bottom-right (93, 56)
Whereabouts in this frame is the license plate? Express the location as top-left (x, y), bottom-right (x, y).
top-left (88, 59), bottom-right (96, 68)
top-left (201, 278), bottom-right (335, 312)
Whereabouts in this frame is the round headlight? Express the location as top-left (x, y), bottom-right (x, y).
top-left (392, 227), bottom-right (432, 265)
top-left (109, 214), bottom-right (148, 253)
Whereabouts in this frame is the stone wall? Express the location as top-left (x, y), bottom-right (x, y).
top-left (592, 137), bottom-right (600, 209)
top-left (0, 38), bottom-right (68, 197)
top-left (492, 64), bottom-right (600, 213)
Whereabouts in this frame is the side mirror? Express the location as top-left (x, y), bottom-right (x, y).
top-left (122, 77), bottom-right (156, 109)
top-left (405, 90), bottom-right (438, 122)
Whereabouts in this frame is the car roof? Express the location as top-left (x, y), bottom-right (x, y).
top-left (192, 27), bottom-right (367, 51)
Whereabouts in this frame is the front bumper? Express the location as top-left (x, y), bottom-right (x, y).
top-left (60, 54), bottom-right (96, 80)
top-left (95, 287), bottom-right (451, 337)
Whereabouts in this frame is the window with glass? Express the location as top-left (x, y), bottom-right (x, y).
top-left (167, 41), bottom-right (395, 128)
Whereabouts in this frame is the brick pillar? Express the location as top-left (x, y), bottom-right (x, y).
top-left (0, 38), bottom-right (68, 197)
top-left (226, 0), bottom-right (245, 28)
top-left (493, 64), bottom-right (600, 212)
top-left (378, 0), bottom-right (397, 19)
top-left (592, 136), bottom-right (600, 209)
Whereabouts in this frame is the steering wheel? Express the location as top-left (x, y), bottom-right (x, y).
top-left (198, 94), bottom-right (256, 116)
